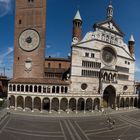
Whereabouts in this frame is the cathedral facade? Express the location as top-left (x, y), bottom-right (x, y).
top-left (8, 0), bottom-right (138, 113)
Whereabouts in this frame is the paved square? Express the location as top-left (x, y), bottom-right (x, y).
top-left (0, 110), bottom-right (140, 140)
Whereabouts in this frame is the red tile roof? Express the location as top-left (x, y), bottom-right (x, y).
top-left (9, 78), bottom-right (70, 85)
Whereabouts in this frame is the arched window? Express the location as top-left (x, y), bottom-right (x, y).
top-left (38, 86), bottom-right (41, 93)
top-left (9, 85), bottom-right (12, 91)
top-left (52, 86), bottom-right (55, 93)
top-left (47, 87), bottom-right (50, 93)
top-left (34, 86), bottom-right (37, 93)
top-left (29, 85), bottom-right (33, 92)
top-left (65, 87), bottom-right (68, 93)
top-left (13, 85), bottom-right (16, 92)
top-left (56, 86), bottom-right (59, 93)
top-left (21, 85), bottom-right (24, 92)
top-left (25, 85), bottom-right (28, 92)
top-left (17, 85), bottom-right (20, 92)
top-left (43, 86), bottom-right (46, 93)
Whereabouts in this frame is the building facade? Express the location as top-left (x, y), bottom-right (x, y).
top-left (8, 1), bottom-right (138, 113)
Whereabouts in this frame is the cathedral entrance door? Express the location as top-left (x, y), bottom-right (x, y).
top-left (103, 85), bottom-right (116, 109)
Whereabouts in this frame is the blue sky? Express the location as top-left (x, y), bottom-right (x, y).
top-left (0, 0), bottom-right (140, 81)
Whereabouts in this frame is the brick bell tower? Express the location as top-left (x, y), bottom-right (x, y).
top-left (13, 0), bottom-right (46, 79)
top-left (72, 10), bottom-right (82, 42)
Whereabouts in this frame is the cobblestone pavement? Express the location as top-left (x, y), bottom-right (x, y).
top-left (0, 109), bottom-right (140, 140)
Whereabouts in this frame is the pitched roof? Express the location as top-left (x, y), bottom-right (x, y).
top-left (9, 78), bottom-right (70, 85)
top-left (93, 18), bottom-right (124, 37)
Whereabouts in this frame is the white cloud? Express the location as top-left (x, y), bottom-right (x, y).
top-left (0, 47), bottom-right (13, 78)
top-left (46, 44), bottom-right (52, 49)
top-left (0, 47), bottom-right (13, 65)
top-left (0, 0), bottom-right (12, 18)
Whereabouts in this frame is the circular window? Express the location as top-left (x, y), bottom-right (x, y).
top-left (81, 83), bottom-right (88, 90)
top-left (101, 46), bottom-right (117, 66)
top-left (123, 85), bottom-right (128, 91)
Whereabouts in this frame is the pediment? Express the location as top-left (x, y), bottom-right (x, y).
top-left (93, 19), bottom-right (124, 37)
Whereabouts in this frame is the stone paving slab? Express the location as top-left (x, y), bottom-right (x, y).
top-left (0, 109), bottom-right (140, 140)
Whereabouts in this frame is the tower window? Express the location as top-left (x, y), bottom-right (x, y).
top-left (28, 0), bottom-right (34, 3)
top-left (59, 63), bottom-right (61, 69)
top-left (19, 20), bottom-right (22, 25)
top-left (48, 63), bottom-right (51, 68)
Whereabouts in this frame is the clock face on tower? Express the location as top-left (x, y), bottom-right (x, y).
top-left (19, 29), bottom-right (40, 51)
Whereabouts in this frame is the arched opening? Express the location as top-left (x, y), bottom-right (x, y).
top-left (94, 98), bottom-right (100, 110)
top-left (9, 85), bottom-right (12, 91)
top-left (17, 85), bottom-right (20, 92)
top-left (10, 95), bottom-right (15, 107)
top-left (21, 85), bottom-right (24, 92)
top-left (65, 87), bottom-right (68, 93)
top-left (34, 97), bottom-right (41, 110)
top-left (130, 98), bottom-right (133, 107)
top-left (60, 98), bottom-right (68, 111)
top-left (134, 98), bottom-right (138, 107)
top-left (120, 98), bottom-right (125, 107)
top-left (43, 98), bottom-right (50, 111)
top-left (43, 86), bottom-right (46, 93)
top-left (126, 98), bottom-right (129, 107)
top-left (52, 98), bottom-right (59, 111)
top-left (25, 96), bottom-right (32, 110)
top-left (104, 72), bottom-right (108, 81)
top-left (78, 98), bottom-right (85, 111)
top-left (47, 87), bottom-right (50, 93)
top-left (109, 73), bottom-right (113, 81)
top-left (103, 85), bottom-right (116, 109)
top-left (29, 85), bottom-right (33, 92)
top-left (56, 86), bottom-right (59, 93)
top-left (52, 86), bottom-right (55, 93)
top-left (25, 85), bottom-right (28, 92)
top-left (13, 85), bottom-right (16, 91)
top-left (69, 98), bottom-right (76, 111)
top-left (38, 86), bottom-right (41, 93)
top-left (17, 96), bottom-right (24, 109)
top-left (34, 86), bottom-right (37, 93)
top-left (86, 98), bottom-right (92, 111)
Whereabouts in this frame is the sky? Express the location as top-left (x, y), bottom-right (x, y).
top-left (0, 0), bottom-right (140, 81)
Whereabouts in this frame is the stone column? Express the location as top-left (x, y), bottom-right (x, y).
top-left (23, 97), bottom-right (25, 111)
top-left (58, 98), bottom-right (61, 114)
top-left (76, 99), bottom-right (78, 114)
top-left (100, 97), bottom-right (104, 112)
top-left (41, 86), bottom-right (43, 93)
top-left (32, 97), bottom-right (34, 112)
top-left (49, 98), bottom-right (52, 113)
top-left (40, 98), bottom-right (43, 113)
top-left (84, 99), bottom-right (86, 114)
top-left (91, 99), bottom-right (94, 112)
top-left (32, 85), bottom-right (34, 93)
top-left (15, 96), bottom-right (17, 110)
top-left (133, 98), bottom-right (135, 108)
top-left (67, 99), bottom-right (70, 114)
